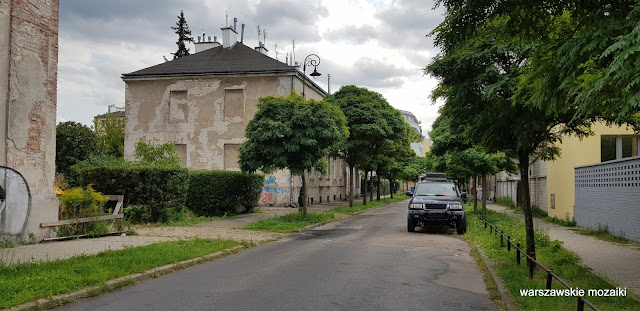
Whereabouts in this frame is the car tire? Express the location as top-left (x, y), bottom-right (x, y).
top-left (456, 217), bottom-right (467, 235)
top-left (407, 219), bottom-right (415, 232)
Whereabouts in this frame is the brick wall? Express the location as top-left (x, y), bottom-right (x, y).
top-left (575, 156), bottom-right (640, 241)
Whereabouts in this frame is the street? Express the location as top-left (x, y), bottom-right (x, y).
top-left (58, 200), bottom-right (497, 311)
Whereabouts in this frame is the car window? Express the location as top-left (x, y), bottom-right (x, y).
top-left (414, 182), bottom-right (458, 197)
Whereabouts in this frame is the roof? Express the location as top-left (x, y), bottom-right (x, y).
top-left (94, 111), bottom-right (125, 119)
top-left (122, 43), bottom-right (297, 78)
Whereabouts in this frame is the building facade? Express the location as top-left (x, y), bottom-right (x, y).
top-left (399, 110), bottom-right (423, 156)
top-left (122, 26), bottom-right (351, 207)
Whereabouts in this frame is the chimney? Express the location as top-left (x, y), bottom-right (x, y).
top-left (254, 41), bottom-right (269, 55)
top-left (220, 25), bottom-right (238, 49)
top-left (195, 32), bottom-right (222, 53)
top-left (241, 24), bottom-right (245, 43)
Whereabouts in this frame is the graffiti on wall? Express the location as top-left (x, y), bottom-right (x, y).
top-left (260, 175), bottom-right (287, 203)
top-left (0, 167), bottom-right (32, 237)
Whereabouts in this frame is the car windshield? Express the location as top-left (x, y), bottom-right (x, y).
top-left (414, 182), bottom-right (458, 197)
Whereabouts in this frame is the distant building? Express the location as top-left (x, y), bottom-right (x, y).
top-left (93, 105), bottom-right (125, 134)
top-left (422, 137), bottom-right (431, 156)
top-left (121, 24), bottom-right (355, 207)
top-left (399, 110), bottom-right (423, 156)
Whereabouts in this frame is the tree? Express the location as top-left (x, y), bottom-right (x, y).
top-left (426, 9), bottom-right (593, 258)
top-left (56, 121), bottom-right (99, 177)
top-left (171, 10), bottom-right (193, 59)
top-left (326, 86), bottom-right (405, 206)
top-left (135, 141), bottom-right (182, 167)
top-left (95, 116), bottom-right (125, 158)
top-left (239, 92), bottom-right (348, 216)
top-left (377, 122), bottom-right (419, 199)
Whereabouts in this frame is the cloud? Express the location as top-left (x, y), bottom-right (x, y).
top-left (323, 25), bottom-right (377, 44)
top-left (374, 0), bottom-right (444, 51)
top-left (319, 57), bottom-right (411, 89)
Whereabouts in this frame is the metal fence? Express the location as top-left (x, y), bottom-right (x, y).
top-left (475, 212), bottom-right (599, 311)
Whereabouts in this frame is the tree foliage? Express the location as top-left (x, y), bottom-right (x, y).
top-left (56, 121), bottom-right (99, 176)
top-left (95, 116), bottom-right (125, 158)
top-left (171, 10), bottom-right (193, 59)
top-left (134, 141), bottom-right (182, 167)
top-left (239, 92), bottom-right (348, 216)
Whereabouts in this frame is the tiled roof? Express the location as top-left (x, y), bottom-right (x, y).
top-left (122, 43), bottom-right (297, 78)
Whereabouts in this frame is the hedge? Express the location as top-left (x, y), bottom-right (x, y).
top-left (187, 170), bottom-right (264, 217)
top-left (75, 164), bottom-right (189, 222)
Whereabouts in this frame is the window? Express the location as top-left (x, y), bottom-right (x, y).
top-left (169, 90), bottom-right (188, 122)
top-left (224, 144), bottom-right (240, 170)
top-left (175, 144), bottom-right (187, 167)
top-left (224, 88), bottom-right (244, 119)
top-left (601, 136), bottom-right (640, 162)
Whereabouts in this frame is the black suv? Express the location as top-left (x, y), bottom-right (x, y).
top-left (406, 177), bottom-right (467, 234)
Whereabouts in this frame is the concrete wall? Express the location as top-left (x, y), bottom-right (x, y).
top-left (574, 156), bottom-right (640, 241)
top-left (0, 0), bottom-right (59, 240)
top-left (124, 72), bottom-right (346, 207)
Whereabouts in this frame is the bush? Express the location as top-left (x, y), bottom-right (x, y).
top-left (76, 164), bottom-right (188, 222)
top-left (58, 186), bottom-right (110, 237)
top-left (187, 170), bottom-right (263, 217)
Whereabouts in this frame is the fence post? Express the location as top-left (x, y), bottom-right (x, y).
top-left (577, 296), bottom-right (585, 311)
top-left (500, 231), bottom-right (504, 246)
top-left (507, 236), bottom-right (511, 251)
top-left (495, 226), bottom-right (498, 237)
top-left (484, 220), bottom-right (487, 229)
top-left (490, 225), bottom-right (493, 234)
top-left (529, 252), bottom-right (535, 279)
top-left (546, 268), bottom-right (554, 289)
top-left (516, 243), bottom-right (521, 265)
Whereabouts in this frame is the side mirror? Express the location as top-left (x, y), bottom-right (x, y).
top-left (406, 191), bottom-right (413, 197)
top-left (461, 192), bottom-right (467, 203)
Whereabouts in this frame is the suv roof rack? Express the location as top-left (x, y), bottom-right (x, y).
top-left (420, 172), bottom-right (449, 182)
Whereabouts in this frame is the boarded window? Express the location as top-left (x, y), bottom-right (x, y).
top-left (224, 89), bottom-right (244, 119)
top-left (224, 144), bottom-right (240, 170)
top-left (175, 144), bottom-right (187, 167)
top-left (169, 90), bottom-right (188, 122)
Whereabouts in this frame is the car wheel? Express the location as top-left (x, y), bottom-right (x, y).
top-left (407, 219), bottom-right (415, 232)
top-left (456, 217), bottom-right (467, 235)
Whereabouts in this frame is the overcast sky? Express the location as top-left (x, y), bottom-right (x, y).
top-left (58, 0), bottom-right (445, 134)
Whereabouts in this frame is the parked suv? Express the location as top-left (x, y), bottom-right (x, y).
top-left (406, 177), bottom-right (467, 234)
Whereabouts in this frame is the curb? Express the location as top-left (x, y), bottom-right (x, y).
top-left (4, 245), bottom-right (246, 311)
top-left (476, 247), bottom-right (522, 311)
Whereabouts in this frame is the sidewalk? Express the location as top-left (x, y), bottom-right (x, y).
top-left (485, 202), bottom-right (640, 295)
top-left (0, 200), bottom-right (348, 265)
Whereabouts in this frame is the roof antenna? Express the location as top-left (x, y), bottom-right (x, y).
top-left (225, 10), bottom-right (229, 27)
top-left (275, 44), bottom-right (279, 60)
top-left (263, 29), bottom-right (267, 45)
top-left (241, 23), bottom-right (245, 43)
top-left (292, 40), bottom-right (296, 66)
top-left (257, 26), bottom-right (262, 44)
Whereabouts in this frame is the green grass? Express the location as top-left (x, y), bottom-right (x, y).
top-left (245, 194), bottom-right (410, 233)
top-left (0, 238), bottom-right (244, 309)
top-left (158, 209), bottom-right (221, 227)
top-left (0, 240), bottom-right (15, 249)
top-left (465, 204), bottom-right (639, 310)
top-left (570, 226), bottom-right (639, 246)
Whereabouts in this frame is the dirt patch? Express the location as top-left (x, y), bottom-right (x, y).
top-left (135, 226), bottom-right (285, 243)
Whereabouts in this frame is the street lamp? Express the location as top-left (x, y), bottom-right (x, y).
top-left (301, 54), bottom-right (321, 99)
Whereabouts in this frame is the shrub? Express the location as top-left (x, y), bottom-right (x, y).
top-left (76, 164), bottom-right (188, 222)
top-left (58, 186), bottom-right (110, 237)
top-left (187, 170), bottom-right (263, 217)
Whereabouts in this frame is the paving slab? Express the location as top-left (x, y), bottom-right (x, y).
top-left (486, 202), bottom-right (640, 295)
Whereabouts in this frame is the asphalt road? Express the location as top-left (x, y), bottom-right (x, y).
top-left (58, 200), bottom-right (497, 311)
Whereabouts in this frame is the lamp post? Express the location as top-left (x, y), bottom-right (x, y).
top-left (301, 54), bottom-right (321, 99)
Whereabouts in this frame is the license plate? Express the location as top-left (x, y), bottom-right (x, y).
top-left (427, 212), bottom-right (446, 219)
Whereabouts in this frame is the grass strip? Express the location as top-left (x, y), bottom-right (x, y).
top-left (466, 204), bottom-right (639, 310)
top-left (0, 238), bottom-right (243, 309)
top-left (245, 194), bottom-right (409, 233)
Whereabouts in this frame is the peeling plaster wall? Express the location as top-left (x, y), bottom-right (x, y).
top-left (1, 0), bottom-right (59, 240)
top-left (124, 73), bottom-right (346, 207)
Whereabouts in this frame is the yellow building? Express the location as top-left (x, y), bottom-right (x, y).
top-left (531, 122), bottom-right (639, 219)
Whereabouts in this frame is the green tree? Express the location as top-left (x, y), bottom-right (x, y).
top-left (239, 92), bottom-right (348, 216)
top-left (171, 10), bottom-right (193, 59)
top-left (326, 86), bottom-right (406, 206)
top-left (426, 9), bottom-right (593, 258)
top-left (95, 116), bottom-right (125, 158)
top-left (135, 141), bottom-right (182, 167)
top-left (376, 122), bottom-right (419, 199)
top-left (56, 121), bottom-right (99, 177)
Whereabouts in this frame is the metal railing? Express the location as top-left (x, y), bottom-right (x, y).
top-left (476, 212), bottom-right (599, 311)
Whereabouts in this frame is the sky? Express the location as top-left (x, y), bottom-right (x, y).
top-left (57, 0), bottom-right (446, 134)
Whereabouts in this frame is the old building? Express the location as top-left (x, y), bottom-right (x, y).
top-left (122, 25), bottom-right (354, 206)
top-left (0, 0), bottom-right (59, 240)
top-left (93, 104), bottom-right (125, 134)
top-left (399, 110), bottom-right (424, 156)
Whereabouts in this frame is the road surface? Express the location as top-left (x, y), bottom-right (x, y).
top-left (58, 200), bottom-right (497, 311)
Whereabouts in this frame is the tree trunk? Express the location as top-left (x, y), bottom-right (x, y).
top-left (349, 164), bottom-right (354, 207)
top-left (389, 178), bottom-right (394, 199)
top-left (369, 173), bottom-right (373, 202)
top-left (376, 171), bottom-right (381, 201)
top-left (362, 170), bottom-right (368, 205)
top-left (518, 149), bottom-right (536, 258)
top-left (302, 171), bottom-right (308, 218)
top-left (471, 176), bottom-right (477, 214)
top-left (481, 174), bottom-right (487, 216)
top-left (473, 176), bottom-right (478, 213)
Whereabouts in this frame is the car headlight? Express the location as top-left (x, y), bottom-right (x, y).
top-left (409, 203), bottom-right (423, 209)
top-left (447, 203), bottom-right (463, 210)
